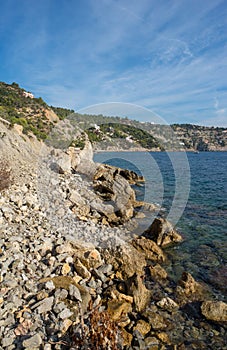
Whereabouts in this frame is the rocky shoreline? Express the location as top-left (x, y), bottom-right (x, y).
top-left (0, 121), bottom-right (227, 349)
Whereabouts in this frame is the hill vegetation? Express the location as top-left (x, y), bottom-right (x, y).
top-left (0, 81), bottom-right (226, 150)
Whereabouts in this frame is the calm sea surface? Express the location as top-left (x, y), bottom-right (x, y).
top-left (94, 151), bottom-right (227, 300)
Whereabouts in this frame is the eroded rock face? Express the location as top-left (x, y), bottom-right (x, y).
top-left (201, 301), bottom-right (227, 322)
top-left (144, 217), bottom-right (183, 247)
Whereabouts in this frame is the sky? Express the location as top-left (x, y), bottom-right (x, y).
top-left (0, 0), bottom-right (227, 126)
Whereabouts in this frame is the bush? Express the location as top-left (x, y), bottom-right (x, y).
top-left (0, 160), bottom-right (12, 191)
top-left (65, 304), bottom-right (121, 350)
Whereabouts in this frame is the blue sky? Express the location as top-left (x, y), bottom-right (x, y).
top-left (0, 0), bottom-right (227, 126)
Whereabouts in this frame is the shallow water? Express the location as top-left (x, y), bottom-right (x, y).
top-left (94, 151), bottom-right (227, 301)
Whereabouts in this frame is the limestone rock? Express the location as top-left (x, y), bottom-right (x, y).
top-left (107, 300), bottom-right (132, 321)
top-left (201, 300), bottom-right (227, 322)
top-left (132, 236), bottom-right (166, 262)
top-left (93, 165), bottom-right (136, 223)
top-left (143, 310), bottom-right (168, 330)
top-left (126, 273), bottom-right (151, 312)
top-left (144, 217), bottom-right (183, 247)
top-left (120, 328), bottom-right (133, 347)
top-left (102, 241), bottom-right (147, 279)
top-left (22, 334), bottom-right (42, 349)
top-left (177, 272), bottom-right (198, 295)
top-left (149, 264), bottom-right (168, 280)
top-left (74, 258), bottom-right (91, 279)
top-left (54, 153), bottom-right (71, 174)
top-left (134, 319), bottom-right (151, 336)
top-left (157, 297), bottom-right (179, 311)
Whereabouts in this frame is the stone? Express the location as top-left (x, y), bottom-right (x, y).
top-left (60, 318), bottom-right (73, 333)
top-left (69, 190), bottom-right (86, 206)
top-left (157, 297), bottom-right (179, 311)
top-left (143, 310), bottom-right (168, 330)
top-left (107, 300), bottom-right (132, 321)
top-left (126, 273), bottom-right (151, 312)
top-left (74, 258), bottom-right (91, 279)
top-left (36, 291), bottom-right (49, 301)
top-left (54, 152), bottom-right (71, 174)
top-left (61, 263), bottom-right (71, 275)
top-left (45, 280), bottom-right (55, 291)
top-left (177, 272), bottom-right (198, 295)
top-left (22, 334), bottom-right (42, 348)
top-left (144, 217), bottom-right (183, 247)
top-left (32, 296), bottom-right (54, 314)
top-left (93, 164), bottom-right (136, 223)
top-left (134, 319), bottom-right (151, 336)
top-left (101, 240), bottom-right (147, 279)
top-left (69, 284), bottom-right (82, 302)
top-left (1, 336), bottom-right (15, 347)
top-left (132, 236), bottom-right (166, 262)
top-left (59, 308), bottom-right (73, 320)
top-left (149, 264), bottom-right (168, 280)
top-left (55, 288), bottom-right (68, 301)
top-left (51, 276), bottom-right (91, 312)
top-left (156, 332), bottom-right (171, 344)
top-left (201, 300), bottom-right (227, 322)
top-left (121, 328), bottom-right (133, 347)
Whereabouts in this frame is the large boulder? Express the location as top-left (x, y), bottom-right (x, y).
top-left (201, 300), bottom-right (227, 322)
top-left (144, 217), bottom-right (183, 247)
top-left (101, 239), bottom-right (147, 279)
top-left (131, 236), bottom-right (166, 262)
top-left (93, 165), bottom-right (136, 223)
top-left (76, 140), bottom-right (97, 178)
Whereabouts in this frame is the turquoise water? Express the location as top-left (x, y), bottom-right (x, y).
top-left (94, 151), bottom-right (227, 300)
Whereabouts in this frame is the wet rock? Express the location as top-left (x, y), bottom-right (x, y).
top-left (149, 264), bottom-right (168, 280)
top-left (144, 217), bottom-right (182, 247)
top-left (201, 300), bottom-right (227, 322)
top-left (177, 272), bottom-right (199, 295)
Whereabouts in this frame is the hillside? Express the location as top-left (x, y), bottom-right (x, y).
top-left (0, 81), bottom-right (226, 151)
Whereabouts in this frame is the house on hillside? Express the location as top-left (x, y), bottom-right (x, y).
top-left (23, 91), bottom-right (34, 99)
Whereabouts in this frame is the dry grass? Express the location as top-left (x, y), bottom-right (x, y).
top-left (64, 302), bottom-right (121, 350)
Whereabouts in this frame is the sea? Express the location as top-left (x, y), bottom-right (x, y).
top-left (94, 151), bottom-right (227, 301)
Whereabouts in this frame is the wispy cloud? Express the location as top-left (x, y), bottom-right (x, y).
top-left (0, 0), bottom-right (227, 126)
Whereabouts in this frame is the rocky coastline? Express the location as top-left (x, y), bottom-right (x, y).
top-left (0, 121), bottom-right (227, 350)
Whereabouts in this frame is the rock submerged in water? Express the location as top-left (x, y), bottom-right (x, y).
top-left (144, 217), bottom-right (183, 247)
